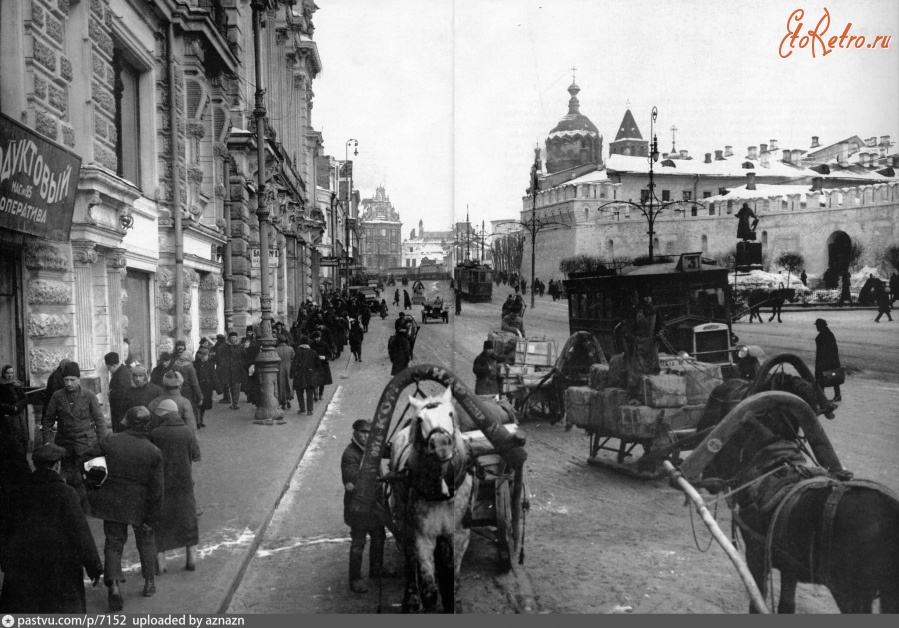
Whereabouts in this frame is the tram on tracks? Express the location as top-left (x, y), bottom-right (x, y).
top-left (454, 261), bottom-right (493, 302)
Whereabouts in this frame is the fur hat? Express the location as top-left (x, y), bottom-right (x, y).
top-left (162, 370), bottom-right (184, 388)
top-left (122, 406), bottom-right (152, 428)
top-left (131, 365), bottom-right (149, 376)
top-left (352, 419), bottom-right (371, 432)
top-left (61, 362), bottom-right (81, 378)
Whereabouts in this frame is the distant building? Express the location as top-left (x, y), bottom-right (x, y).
top-left (519, 82), bottom-right (898, 284)
top-left (359, 186), bottom-right (402, 272)
top-left (403, 219), bottom-right (453, 268)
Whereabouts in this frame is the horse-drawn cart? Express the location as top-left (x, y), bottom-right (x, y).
top-left (411, 279), bottom-right (427, 306)
top-left (350, 365), bottom-right (529, 613)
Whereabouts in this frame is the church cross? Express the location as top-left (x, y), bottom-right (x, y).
top-left (671, 125), bottom-right (678, 152)
top-left (570, 66), bottom-right (577, 82)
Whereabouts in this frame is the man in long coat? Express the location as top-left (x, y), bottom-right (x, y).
top-left (814, 318), bottom-right (842, 402)
top-left (349, 319), bottom-right (364, 362)
top-left (473, 341), bottom-right (503, 395)
top-left (341, 420), bottom-right (392, 593)
top-left (85, 407), bottom-right (164, 610)
top-left (148, 370), bottom-right (197, 432)
top-left (310, 331), bottom-right (333, 401)
top-left (150, 400), bottom-right (201, 573)
top-left (105, 352), bottom-right (132, 432)
top-left (217, 331), bottom-right (247, 410)
top-left (0, 443), bottom-right (103, 613)
top-left (274, 334), bottom-right (295, 410)
top-left (291, 338), bottom-right (318, 415)
top-left (42, 361), bottom-right (107, 512)
top-left (120, 365), bottom-right (163, 418)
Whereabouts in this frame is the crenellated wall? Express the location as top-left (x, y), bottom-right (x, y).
top-left (522, 181), bottom-right (899, 283)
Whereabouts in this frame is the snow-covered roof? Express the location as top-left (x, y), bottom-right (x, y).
top-left (547, 129), bottom-right (599, 140)
top-left (605, 153), bottom-right (819, 179)
top-left (703, 183), bottom-right (813, 203)
top-left (561, 169), bottom-right (611, 185)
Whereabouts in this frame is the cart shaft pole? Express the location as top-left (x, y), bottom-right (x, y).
top-left (662, 461), bottom-right (771, 614)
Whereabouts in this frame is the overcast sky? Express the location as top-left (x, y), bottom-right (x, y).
top-left (312, 0), bottom-right (899, 236)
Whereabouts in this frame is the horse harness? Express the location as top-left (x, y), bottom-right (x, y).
top-left (729, 445), bottom-right (899, 584)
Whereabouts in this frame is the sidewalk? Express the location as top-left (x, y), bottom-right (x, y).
top-left (80, 367), bottom-right (343, 614)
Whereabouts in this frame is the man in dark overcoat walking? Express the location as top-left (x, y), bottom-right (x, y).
top-left (349, 319), bottom-right (364, 362)
top-left (341, 420), bottom-right (393, 593)
top-left (310, 331), bottom-right (333, 401)
top-left (274, 334), bottom-right (295, 410)
top-left (171, 340), bottom-right (203, 420)
top-left (0, 444), bottom-right (103, 613)
top-left (150, 400), bottom-right (201, 574)
top-left (217, 331), bottom-right (247, 410)
top-left (42, 361), bottom-right (107, 512)
top-left (814, 318), bottom-right (842, 402)
top-left (291, 337), bottom-right (318, 415)
top-left (84, 406), bottom-right (164, 610)
top-left (105, 352), bottom-right (132, 432)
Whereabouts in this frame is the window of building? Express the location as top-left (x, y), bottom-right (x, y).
top-left (662, 190), bottom-right (671, 202)
top-left (381, 228), bottom-right (386, 237)
top-left (412, 259), bottom-right (417, 267)
top-left (726, 201), bottom-right (733, 214)
top-left (703, 191), bottom-right (711, 198)
top-left (682, 191), bottom-right (692, 201)
top-left (709, 203), bottom-right (716, 216)
top-left (701, 235), bottom-right (708, 253)
top-left (113, 45), bottom-right (142, 187)
top-left (406, 259), bottom-right (410, 267)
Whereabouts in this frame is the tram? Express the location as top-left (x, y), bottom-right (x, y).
top-left (454, 261), bottom-right (493, 302)
top-left (563, 253), bottom-right (734, 364)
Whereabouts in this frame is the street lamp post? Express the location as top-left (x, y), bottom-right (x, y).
top-left (345, 140), bottom-right (358, 291)
top-left (594, 107), bottom-right (702, 264)
top-left (250, 0), bottom-right (284, 426)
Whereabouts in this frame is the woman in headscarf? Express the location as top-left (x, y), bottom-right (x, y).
top-left (1, 364), bottom-right (31, 494)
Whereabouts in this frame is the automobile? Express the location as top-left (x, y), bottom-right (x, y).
top-left (421, 297), bottom-right (449, 324)
top-left (356, 287), bottom-right (380, 312)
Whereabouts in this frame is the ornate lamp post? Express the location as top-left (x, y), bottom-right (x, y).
top-left (251, 0), bottom-right (284, 426)
top-left (595, 107), bottom-right (701, 264)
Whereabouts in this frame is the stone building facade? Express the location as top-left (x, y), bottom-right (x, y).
top-left (359, 185), bottom-right (402, 272)
top-left (0, 0), bottom-right (325, 414)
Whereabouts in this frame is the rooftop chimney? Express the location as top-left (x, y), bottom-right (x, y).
top-left (866, 136), bottom-right (877, 147)
top-left (838, 142), bottom-right (849, 165)
top-left (792, 149), bottom-right (803, 164)
top-left (715, 150), bottom-right (724, 161)
top-left (880, 135), bottom-right (891, 146)
top-left (782, 149), bottom-right (792, 163)
top-left (811, 177), bottom-right (823, 192)
top-left (746, 172), bottom-right (757, 190)
top-left (747, 146), bottom-right (758, 160)
top-left (760, 143), bottom-right (768, 155)
top-left (704, 153), bottom-right (712, 164)
top-left (724, 145), bottom-right (733, 157)
top-left (811, 136), bottom-right (820, 148)
top-left (679, 149), bottom-right (688, 159)
top-left (769, 139), bottom-right (778, 151)
top-left (760, 151), bottom-right (770, 168)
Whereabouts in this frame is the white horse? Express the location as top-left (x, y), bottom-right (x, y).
top-left (389, 386), bottom-right (473, 613)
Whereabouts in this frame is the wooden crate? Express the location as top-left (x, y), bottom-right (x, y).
top-left (515, 338), bottom-right (558, 367)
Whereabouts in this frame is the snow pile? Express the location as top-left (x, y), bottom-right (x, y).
top-left (850, 265), bottom-right (887, 289)
top-left (733, 270), bottom-right (810, 293)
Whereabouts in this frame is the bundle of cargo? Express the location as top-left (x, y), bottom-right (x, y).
top-left (639, 374), bottom-right (688, 408)
top-left (666, 360), bottom-right (722, 405)
top-left (488, 330), bottom-right (519, 364)
top-left (564, 386), bottom-right (603, 431)
top-left (617, 405), bottom-right (672, 440)
top-left (515, 338), bottom-right (558, 368)
top-left (665, 403), bottom-right (706, 431)
top-left (462, 423), bottom-right (522, 456)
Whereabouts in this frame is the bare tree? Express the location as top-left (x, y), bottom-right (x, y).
top-left (776, 252), bottom-right (805, 288)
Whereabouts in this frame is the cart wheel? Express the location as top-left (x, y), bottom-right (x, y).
top-left (495, 479), bottom-right (514, 573)
top-left (521, 387), bottom-right (562, 424)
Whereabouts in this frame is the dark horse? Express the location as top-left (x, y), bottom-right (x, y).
top-left (686, 355), bottom-right (899, 613)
